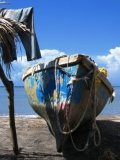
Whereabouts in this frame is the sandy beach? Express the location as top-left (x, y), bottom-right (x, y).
top-left (0, 115), bottom-right (120, 160)
top-left (0, 116), bottom-right (63, 160)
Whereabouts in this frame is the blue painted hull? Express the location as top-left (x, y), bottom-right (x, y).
top-left (22, 54), bottom-right (114, 151)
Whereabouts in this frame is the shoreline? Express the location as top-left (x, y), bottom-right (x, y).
top-left (0, 114), bottom-right (120, 120)
top-left (97, 114), bottom-right (120, 121)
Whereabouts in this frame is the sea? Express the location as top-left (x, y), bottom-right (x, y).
top-left (0, 86), bottom-right (120, 116)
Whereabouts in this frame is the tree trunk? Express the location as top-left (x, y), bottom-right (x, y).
top-left (0, 64), bottom-right (19, 155)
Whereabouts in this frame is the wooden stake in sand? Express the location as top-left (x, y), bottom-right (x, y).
top-left (0, 65), bottom-right (18, 154)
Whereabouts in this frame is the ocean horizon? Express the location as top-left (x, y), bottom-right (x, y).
top-left (0, 86), bottom-right (120, 116)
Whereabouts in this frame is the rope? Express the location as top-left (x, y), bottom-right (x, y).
top-left (62, 67), bottom-right (97, 152)
top-left (68, 121), bottom-right (91, 152)
top-left (54, 57), bottom-right (101, 151)
top-left (55, 58), bottom-right (94, 135)
top-left (93, 123), bottom-right (101, 147)
top-left (31, 63), bottom-right (40, 76)
top-left (92, 70), bottom-right (101, 146)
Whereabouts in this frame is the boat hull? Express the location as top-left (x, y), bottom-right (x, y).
top-left (22, 54), bottom-right (114, 151)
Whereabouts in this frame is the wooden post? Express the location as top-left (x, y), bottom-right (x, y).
top-left (0, 64), bottom-right (19, 154)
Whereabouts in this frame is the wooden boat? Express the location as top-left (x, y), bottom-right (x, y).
top-left (22, 54), bottom-right (114, 151)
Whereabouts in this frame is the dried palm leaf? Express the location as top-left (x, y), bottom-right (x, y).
top-left (0, 17), bottom-right (30, 77)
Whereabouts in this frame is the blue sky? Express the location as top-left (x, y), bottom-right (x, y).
top-left (0, 0), bottom-right (120, 86)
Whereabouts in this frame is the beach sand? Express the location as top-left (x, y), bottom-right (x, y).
top-left (0, 115), bottom-right (120, 160)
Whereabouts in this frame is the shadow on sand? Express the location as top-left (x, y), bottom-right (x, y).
top-left (62, 120), bottom-right (120, 160)
top-left (0, 150), bottom-right (63, 160)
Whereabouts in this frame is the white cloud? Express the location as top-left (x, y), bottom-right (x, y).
top-left (41, 49), bottom-right (65, 57)
top-left (96, 46), bottom-right (120, 85)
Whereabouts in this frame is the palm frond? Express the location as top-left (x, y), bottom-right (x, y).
top-left (0, 17), bottom-right (30, 77)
